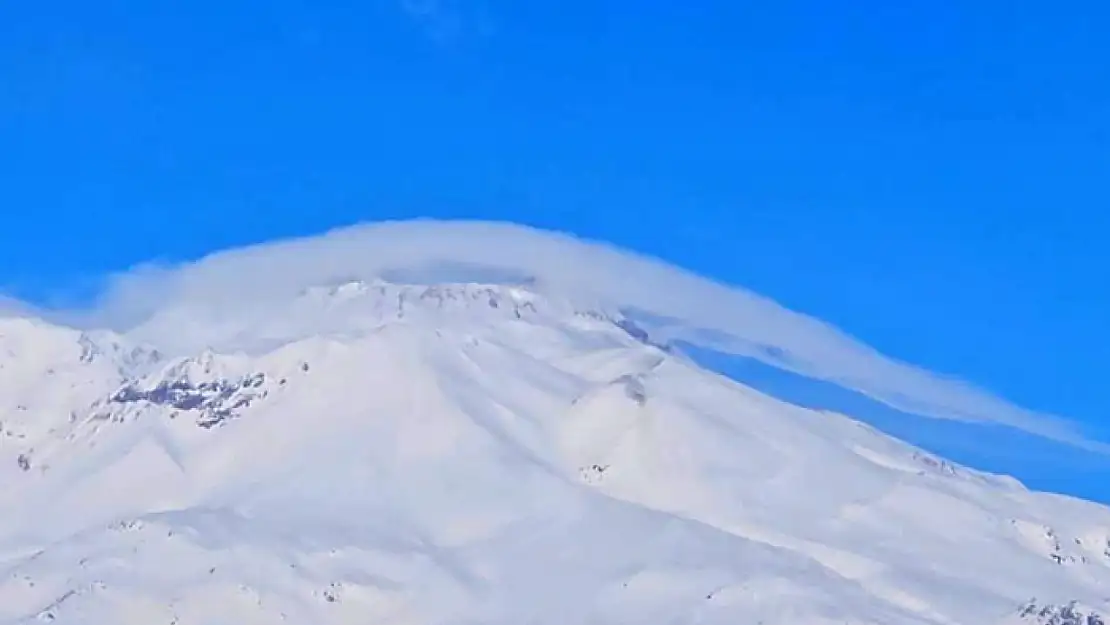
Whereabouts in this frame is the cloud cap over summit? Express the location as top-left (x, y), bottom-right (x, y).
top-left (26, 218), bottom-right (1101, 453)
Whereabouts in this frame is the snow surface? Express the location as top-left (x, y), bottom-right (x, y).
top-left (2, 280), bottom-right (1109, 624)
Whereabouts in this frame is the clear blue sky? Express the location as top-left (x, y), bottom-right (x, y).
top-left (2, 3), bottom-right (1108, 494)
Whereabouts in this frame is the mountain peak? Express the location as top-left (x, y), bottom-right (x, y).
top-left (5, 277), bottom-right (1110, 623)
top-left (296, 279), bottom-right (561, 319)
top-left (3, 221), bottom-right (1108, 624)
top-left (121, 278), bottom-right (647, 357)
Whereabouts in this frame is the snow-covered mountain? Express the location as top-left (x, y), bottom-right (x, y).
top-left (3, 278), bottom-right (1110, 625)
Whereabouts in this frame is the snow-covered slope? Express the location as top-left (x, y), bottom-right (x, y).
top-left (2, 281), bottom-right (1109, 625)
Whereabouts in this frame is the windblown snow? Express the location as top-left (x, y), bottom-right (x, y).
top-left (2, 278), bottom-right (1109, 624)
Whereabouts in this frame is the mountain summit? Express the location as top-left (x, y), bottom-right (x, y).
top-left (3, 270), bottom-right (1109, 623)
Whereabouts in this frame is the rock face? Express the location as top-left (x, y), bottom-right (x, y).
top-left (1016, 600), bottom-right (1107, 625)
top-left (1, 281), bottom-right (1110, 625)
top-left (107, 372), bottom-right (268, 429)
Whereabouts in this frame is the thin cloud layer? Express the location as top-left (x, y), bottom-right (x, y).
top-left (23, 219), bottom-right (1104, 453)
top-left (0, 294), bottom-right (40, 318)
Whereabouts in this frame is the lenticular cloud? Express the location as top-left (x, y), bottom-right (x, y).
top-left (36, 218), bottom-right (1100, 451)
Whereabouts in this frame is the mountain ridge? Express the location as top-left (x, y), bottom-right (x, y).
top-left (2, 279), bottom-right (1109, 624)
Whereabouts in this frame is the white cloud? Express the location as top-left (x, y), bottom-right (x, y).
top-left (15, 218), bottom-right (1106, 454)
top-left (0, 293), bottom-right (40, 318)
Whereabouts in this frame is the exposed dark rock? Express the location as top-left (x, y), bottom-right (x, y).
top-left (913, 451), bottom-right (959, 476)
top-left (1019, 599), bottom-right (1106, 625)
top-left (108, 372), bottom-right (268, 429)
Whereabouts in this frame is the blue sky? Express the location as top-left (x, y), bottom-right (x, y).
top-left (2, 3), bottom-right (1108, 496)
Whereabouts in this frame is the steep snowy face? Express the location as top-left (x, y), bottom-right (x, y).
top-left (2, 282), bottom-right (1110, 625)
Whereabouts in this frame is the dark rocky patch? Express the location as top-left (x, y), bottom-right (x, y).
top-left (109, 372), bottom-right (268, 429)
top-left (1019, 600), bottom-right (1106, 625)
